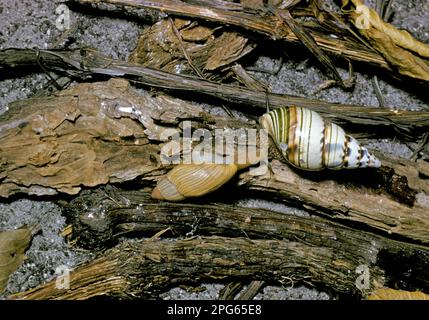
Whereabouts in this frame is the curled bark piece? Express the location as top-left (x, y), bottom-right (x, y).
top-left (204, 32), bottom-right (254, 71)
top-left (342, 0), bottom-right (429, 58)
top-left (367, 288), bottom-right (429, 300)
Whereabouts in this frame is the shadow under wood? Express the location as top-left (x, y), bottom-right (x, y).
top-left (377, 247), bottom-right (429, 293)
top-left (0, 67), bottom-right (44, 81)
top-left (65, 0), bottom-right (158, 26)
top-left (283, 164), bottom-right (417, 206)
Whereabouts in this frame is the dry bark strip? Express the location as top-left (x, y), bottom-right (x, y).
top-left (0, 79), bottom-right (428, 244)
top-left (9, 188), bottom-right (429, 299)
top-left (68, 0), bottom-right (391, 70)
top-left (4, 235), bottom-right (388, 300)
top-left (275, 9), bottom-right (349, 88)
top-left (60, 186), bottom-right (429, 296)
top-left (61, 186), bottom-right (428, 257)
top-left (7, 186), bottom-right (429, 299)
top-left (1, 48), bottom-right (428, 137)
top-left (240, 159), bottom-right (429, 244)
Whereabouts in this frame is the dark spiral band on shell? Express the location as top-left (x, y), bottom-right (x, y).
top-left (260, 106), bottom-right (381, 170)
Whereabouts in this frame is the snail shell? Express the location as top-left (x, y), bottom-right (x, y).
top-left (260, 106), bottom-right (381, 170)
top-left (152, 163), bottom-right (239, 201)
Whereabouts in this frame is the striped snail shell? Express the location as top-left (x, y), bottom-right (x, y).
top-left (260, 106), bottom-right (381, 170)
top-left (152, 163), bottom-right (241, 201)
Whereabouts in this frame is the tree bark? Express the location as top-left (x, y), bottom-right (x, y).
top-left (0, 79), bottom-right (428, 244)
top-left (5, 235), bottom-right (388, 300)
top-left (68, 0), bottom-right (391, 70)
top-left (1, 48), bottom-right (428, 137)
top-left (9, 200), bottom-right (429, 300)
top-left (66, 187), bottom-right (429, 293)
top-left (7, 185), bottom-right (429, 299)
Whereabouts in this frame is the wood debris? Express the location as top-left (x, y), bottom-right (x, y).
top-left (368, 288), bottom-right (429, 300)
top-left (129, 18), bottom-right (255, 78)
top-left (0, 227), bottom-right (32, 293)
top-left (0, 0), bottom-right (428, 301)
top-left (341, 0), bottom-right (429, 80)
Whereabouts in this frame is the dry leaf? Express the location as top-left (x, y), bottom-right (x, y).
top-left (362, 28), bottom-right (429, 80)
top-left (341, 0), bottom-right (429, 81)
top-left (342, 0), bottom-right (429, 58)
top-left (0, 228), bottom-right (32, 293)
top-left (367, 288), bottom-right (429, 300)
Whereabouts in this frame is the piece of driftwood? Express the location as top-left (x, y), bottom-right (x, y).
top-left (8, 216), bottom-right (429, 300)
top-left (243, 159), bottom-right (429, 242)
top-left (0, 79), bottom-right (188, 197)
top-left (4, 235), bottom-right (387, 299)
top-left (0, 79), bottom-right (428, 244)
top-left (1, 48), bottom-right (428, 138)
top-left (68, 0), bottom-right (392, 71)
top-left (6, 185), bottom-right (429, 299)
top-left (60, 187), bottom-right (429, 293)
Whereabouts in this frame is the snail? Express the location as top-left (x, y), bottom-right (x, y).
top-left (151, 163), bottom-right (249, 201)
top-left (152, 106), bottom-right (381, 201)
top-left (260, 106), bottom-right (381, 170)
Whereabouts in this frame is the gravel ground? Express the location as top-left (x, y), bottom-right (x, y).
top-left (0, 0), bottom-right (427, 299)
top-left (160, 284), bottom-right (330, 300)
top-left (0, 200), bottom-right (91, 295)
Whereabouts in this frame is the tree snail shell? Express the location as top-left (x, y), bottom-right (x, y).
top-left (151, 163), bottom-right (239, 201)
top-left (260, 106), bottom-right (381, 170)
